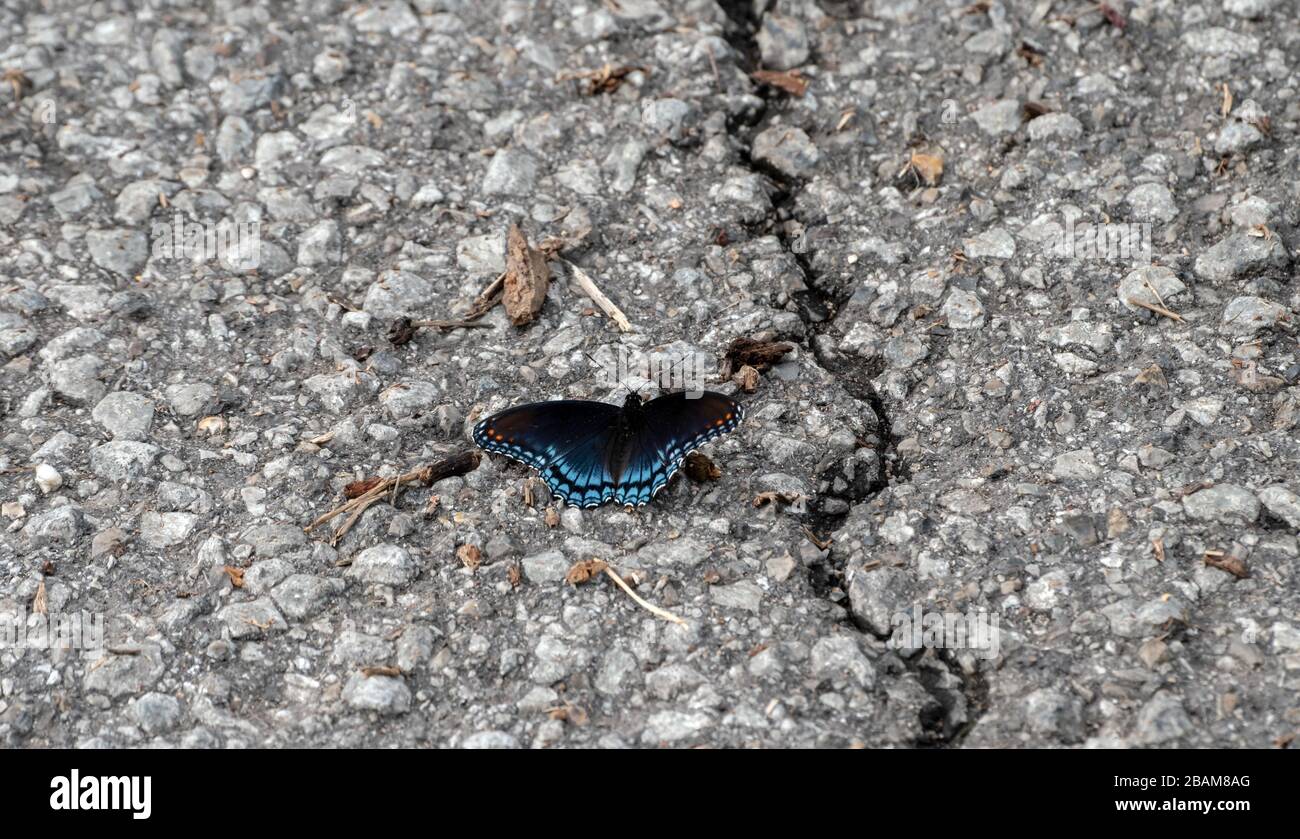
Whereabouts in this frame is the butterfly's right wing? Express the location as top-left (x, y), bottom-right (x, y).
top-left (614, 391), bottom-right (745, 506)
top-left (473, 400), bottom-right (623, 506)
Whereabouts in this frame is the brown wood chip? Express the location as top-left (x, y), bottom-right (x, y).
top-left (502, 224), bottom-right (550, 326)
top-left (723, 337), bottom-right (793, 376)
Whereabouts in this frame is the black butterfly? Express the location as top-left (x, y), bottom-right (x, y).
top-left (473, 391), bottom-right (744, 508)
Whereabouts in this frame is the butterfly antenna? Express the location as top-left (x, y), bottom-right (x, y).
top-left (581, 349), bottom-right (622, 395)
top-left (660, 354), bottom-right (691, 393)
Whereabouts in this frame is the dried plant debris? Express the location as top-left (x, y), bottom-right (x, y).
top-left (307, 451), bottom-right (481, 545)
top-left (546, 703), bottom-right (589, 726)
top-left (1017, 41), bottom-right (1046, 67)
top-left (1204, 550), bottom-right (1249, 579)
top-left (733, 364), bottom-right (760, 393)
top-left (562, 259), bottom-right (633, 332)
top-left (388, 315), bottom-right (493, 346)
top-left (753, 491), bottom-right (801, 508)
top-left (3, 68), bottom-right (33, 99)
top-left (344, 477), bottom-right (384, 498)
top-left (898, 148), bottom-right (944, 187)
top-left (457, 543), bottom-right (483, 570)
top-left (388, 317), bottom-right (419, 346)
top-left (502, 224), bottom-right (551, 326)
top-left (683, 451), bottom-right (721, 482)
top-left (723, 337), bottom-right (793, 376)
top-left (564, 558), bottom-right (608, 586)
top-left (559, 63), bottom-right (646, 95)
top-left (223, 566), bottom-right (246, 588)
top-left (751, 68), bottom-right (809, 97)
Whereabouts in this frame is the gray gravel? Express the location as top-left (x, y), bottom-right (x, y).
top-left (1, 0), bottom-right (1299, 749)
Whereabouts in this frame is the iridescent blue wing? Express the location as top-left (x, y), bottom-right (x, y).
top-left (473, 400), bottom-right (623, 507)
top-left (613, 391), bottom-right (745, 506)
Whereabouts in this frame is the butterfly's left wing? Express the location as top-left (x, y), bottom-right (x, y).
top-left (612, 391), bottom-right (745, 506)
top-left (473, 399), bottom-right (624, 507)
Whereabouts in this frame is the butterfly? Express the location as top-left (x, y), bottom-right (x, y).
top-left (473, 390), bottom-right (744, 508)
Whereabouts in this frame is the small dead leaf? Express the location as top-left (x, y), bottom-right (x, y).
top-left (32, 580), bottom-right (48, 615)
top-left (197, 415), bottom-right (227, 436)
top-left (344, 477), bottom-right (383, 499)
top-left (388, 316), bottom-right (418, 346)
top-left (544, 507), bottom-right (560, 528)
top-left (1204, 552), bottom-right (1249, 579)
top-left (733, 364), bottom-right (760, 393)
top-left (1133, 364), bottom-right (1167, 389)
top-left (223, 565), bottom-right (246, 588)
top-left (507, 562), bottom-right (522, 588)
top-left (457, 543), bottom-right (482, 570)
top-left (751, 68), bottom-right (808, 97)
top-left (361, 665), bottom-right (402, 677)
top-left (1220, 83), bottom-right (1233, 118)
top-left (41, 559), bottom-right (56, 576)
top-left (684, 451), bottom-right (721, 482)
top-left (1152, 538), bottom-right (1166, 563)
top-left (562, 63), bottom-right (645, 96)
top-left (908, 151), bottom-right (944, 187)
top-left (502, 225), bottom-right (550, 327)
top-left (565, 558), bottom-right (608, 586)
top-left (3, 68), bottom-right (33, 100)
top-left (547, 703), bottom-right (589, 725)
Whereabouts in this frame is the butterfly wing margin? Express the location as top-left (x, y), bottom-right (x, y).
top-left (473, 400), bottom-right (623, 507)
top-left (615, 391), bottom-right (745, 505)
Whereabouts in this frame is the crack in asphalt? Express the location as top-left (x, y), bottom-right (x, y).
top-left (717, 0), bottom-right (984, 748)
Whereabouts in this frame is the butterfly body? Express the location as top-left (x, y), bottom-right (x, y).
top-left (473, 391), bottom-right (744, 508)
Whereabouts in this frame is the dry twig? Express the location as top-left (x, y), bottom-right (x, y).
top-left (562, 259), bottom-right (633, 332)
top-left (602, 565), bottom-right (685, 625)
top-left (1126, 297), bottom-right (1184, 322)
top-left (306, 451), bottom-right (481, 545)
